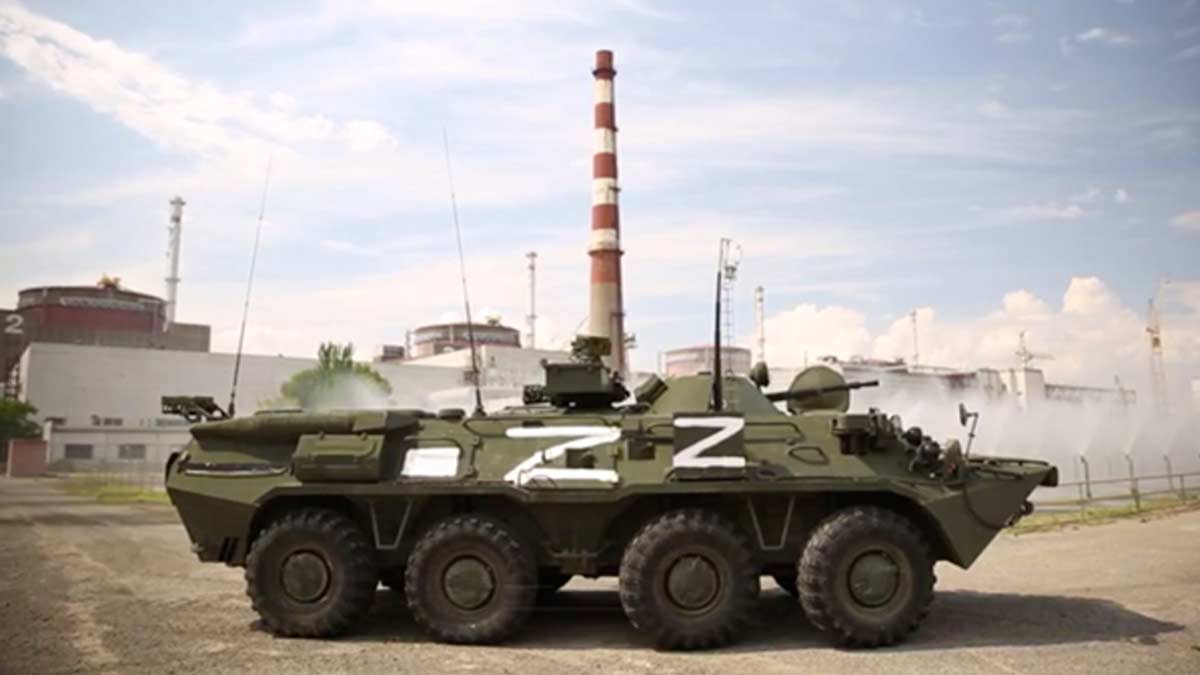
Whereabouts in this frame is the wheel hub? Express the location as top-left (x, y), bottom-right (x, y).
top-left (665, 554), bottom-right (720, 610)
top-left (443, 556), bottom-right (496, 610)
top-left (847, 551), bottom-right (900, 607)
top-left (280, 551), bottom-right (331, 603)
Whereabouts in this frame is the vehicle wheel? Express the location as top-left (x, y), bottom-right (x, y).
top-left (798, 506), bottom-right (934, 647)
top-left (245, 508), bottom-right (377, 637)
top-left (405, 515), bottom-right (536, 644)
top-left (619, 509), bottom-right (759, 650)
top-left (772, 571), bottom-right (799, 598)
top-left (537, 571), bottom-right (572, 599)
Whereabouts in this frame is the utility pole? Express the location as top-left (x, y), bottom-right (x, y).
top-left (525, 251), bottom-right (537, 350)
top-left (754, 285), bottom-right (766, 364)
top-left (1147, 290), bottom-right (1168, 411)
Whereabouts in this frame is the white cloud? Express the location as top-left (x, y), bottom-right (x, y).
top-left (1076, 27), bottom-right (1136, 46)
top-left (765, 277), bottom-right (1200, 393)
top-left (1008, 202), bottom-right (1086, 220)
top-left (992, 14), bottom-right (1030, 43)
top-left (1171, 210), bottom-right (1200, 231)
top-left (977, 100), bottom-right (1010, 118)
top-left (0, 4), bottom-right (398, 162)
top-left (1070, 186), bottom-right (1102, 203)
top-left (1172, 45), bottom-right (1200, 61)
top-left (319, 239), bottom-right (382, 257)
top-left (235, 0), bottom-right (595, 47)
top-left (1177, 25), bottom-right (1200, 40)
top-left (762, 304), bottom-right (872, 363)
top-left (1114, 188), bottom-right (1130, 203)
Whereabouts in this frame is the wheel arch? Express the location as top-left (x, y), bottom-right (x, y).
top-left (248, 494), bottom-right (372, 558)
top-left (826, 491), bottom-right (957, 565)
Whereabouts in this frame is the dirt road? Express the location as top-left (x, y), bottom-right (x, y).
top-left (1, 477), bottom-right (1197, 675)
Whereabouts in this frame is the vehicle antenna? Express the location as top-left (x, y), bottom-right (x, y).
top-left (442, 128), bottom-right (485, 417)
top-left (711, 245), bottom-right (724, 412)
top-left (229, 155), bottom-right (273, 417)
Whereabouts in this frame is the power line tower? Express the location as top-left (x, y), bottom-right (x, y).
top-left (718, 239), bottom-right (742, 352)
top-left (1147, 296), bottom-right (1168, 411)
top-left (1015, 330), bottom-right (1053, 368)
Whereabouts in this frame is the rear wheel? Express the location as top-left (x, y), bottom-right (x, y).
top-left (619, 509), bottom-right (759, 650)
top-left (798, 506), bottom-right (934, 647)
top-left (245, 508), bottom-right (377, 637)
top-left (405, 515), bottom-right (536, 644)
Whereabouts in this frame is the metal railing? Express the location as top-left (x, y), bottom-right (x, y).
top-left (1032, 454), bottom-right (1199, 519)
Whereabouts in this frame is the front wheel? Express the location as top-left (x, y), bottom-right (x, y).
top-left (798, 506), bottom-right (934, 647)
top-left (619, 509), bottom-right (759, 650)
top-left (245, 508), bottom-right (377, 637)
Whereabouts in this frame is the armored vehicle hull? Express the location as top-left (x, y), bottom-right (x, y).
top-left (166, 369), bottom-right (1055, 649)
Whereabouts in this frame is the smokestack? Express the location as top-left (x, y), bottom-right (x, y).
top-left (588, 49), bottom-right (627, 377)
top-left (165, 195), bottom-right (185, 328)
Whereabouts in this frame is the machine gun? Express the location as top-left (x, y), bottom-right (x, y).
top-left (162, 395), bottom-right (230, 423)
top-left (765, 379), bottom-right (879, 403)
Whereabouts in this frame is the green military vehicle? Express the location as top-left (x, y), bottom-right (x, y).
top-left (164, 337), bottom-right (1056, 650)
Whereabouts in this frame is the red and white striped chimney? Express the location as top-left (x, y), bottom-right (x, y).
top-left (588, 49), bottom-right (627, 377)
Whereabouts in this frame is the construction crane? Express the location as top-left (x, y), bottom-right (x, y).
top-left (1015, 330), bottom-right (1053, 368)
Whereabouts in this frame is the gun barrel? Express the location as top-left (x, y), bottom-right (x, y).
top-left (765, 379), bottom-right (880, 402)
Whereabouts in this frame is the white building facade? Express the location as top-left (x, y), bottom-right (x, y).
top-left (19, 343), bottom-right (468, 465)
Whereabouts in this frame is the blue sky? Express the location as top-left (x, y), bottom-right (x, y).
top-left (1, 0), bottom-right (1198, 396)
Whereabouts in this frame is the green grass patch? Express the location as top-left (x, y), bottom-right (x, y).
top-left (1011, 495), bottom-right (1200, 534)
top-left (61, 477), bottom-right (170, 505)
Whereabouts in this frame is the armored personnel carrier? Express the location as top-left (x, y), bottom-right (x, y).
top-left (164, 337), bottom-right (1056, 650)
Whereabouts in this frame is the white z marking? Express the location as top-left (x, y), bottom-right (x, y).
top-left (503, 426), bottom-right (621, 486)
top-left (673, 417), bottom-right (747, 468)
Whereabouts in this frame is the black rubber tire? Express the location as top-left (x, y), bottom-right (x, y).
top-left (772, 572), bottom-right (799, 598)
top-left (245, 508), bottom-right (377, 638)
top-left (798, 506), bottom-right (934, 648)
top-left (619, 509), bottom-right (759, 650)
top-left (536, 571), bottom-right (572, 599)
top-left (404, 515), bottom-right (536, 644)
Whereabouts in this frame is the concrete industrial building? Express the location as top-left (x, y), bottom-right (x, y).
top-left (19, 342), bottom-right (471, 466)
top-left (407, 319), bottom-right (521, 359)
top-left (1, 278), bottom-right (210, 397)
top-left (772, 356), bottom-right (1135, 412)
top-left (661, 345), bottom-right (754, 378)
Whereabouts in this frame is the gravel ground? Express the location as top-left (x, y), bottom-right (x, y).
top-left (1, 477), bottom-right (1198, 675)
